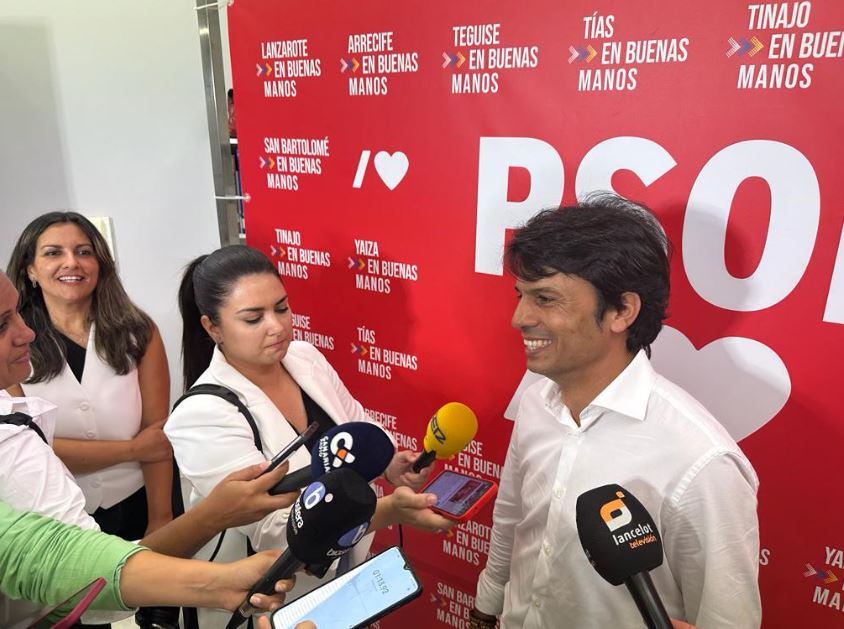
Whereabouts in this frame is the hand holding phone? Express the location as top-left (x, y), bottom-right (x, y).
top-left (262, 422), bottom-right (319, 477)
top-left (271, 547), bottom-right (421, 629)
top-left (421, 470), bottom-right (498, 523)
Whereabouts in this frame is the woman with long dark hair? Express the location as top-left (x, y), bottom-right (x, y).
top-left (6, 211), bottom-right (178, 629)
top-left (167, 245), bottom-right (448, 628)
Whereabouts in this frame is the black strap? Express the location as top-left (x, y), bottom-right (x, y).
top-left (173, 384), bottom-right (262, 451)
top-left (171, 384), bottom-right (262, 564)
top-left (1, 412), bottom-right (48, 444)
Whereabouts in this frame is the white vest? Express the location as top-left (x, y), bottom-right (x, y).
top-left (23, 325), bottom-right (144, 512)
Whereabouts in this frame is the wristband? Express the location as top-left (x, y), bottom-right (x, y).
top-left (468, 608), bottom-right (497, 628)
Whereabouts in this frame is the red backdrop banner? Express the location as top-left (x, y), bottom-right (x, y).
top-left (227, 1), bottom-right (844, 626)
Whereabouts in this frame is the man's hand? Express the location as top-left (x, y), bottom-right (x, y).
top-left (468, 608), bottom-right (497, 628)
top-left (214, 550), bottom-right (296, 613)
top-left (387, 486), bottom-right (454, 532)
top-left (671, 621), bottom-right (696, 629)
top-left (202, 461), bottom-right (299, 531)
top-left (384, 450), bottom-right (435, 491)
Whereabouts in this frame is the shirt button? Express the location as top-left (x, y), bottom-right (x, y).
top-left (553, 486), bottom-right (562, 499)
top-left (85, 431), bottom-right (95, 439)
top-left (533, 598), bottom-right (541, 608)
top-left (543, 543), bottom-right (552, 555)
top-left (80, 402), bottom-right (90, 411)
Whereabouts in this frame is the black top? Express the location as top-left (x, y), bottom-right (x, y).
top-left (59, 333), bottom-right (86, 383)
top-left (300, 389), bottom-right (336, 452)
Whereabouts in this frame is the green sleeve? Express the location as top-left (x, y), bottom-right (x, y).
top-left (0, 501), bottom-right (146, 611)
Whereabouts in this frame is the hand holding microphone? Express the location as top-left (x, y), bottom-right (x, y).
top-left (575, 484), bottom-right (672, 629)
top-left (410, 402), bottom-right (478, 473)
top-left (227, 467), bottom-right (377, 628)
top-left (270, 422), bottom-right (395, 495)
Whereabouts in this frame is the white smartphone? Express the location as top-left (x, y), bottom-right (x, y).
top-left (271, 546), bottom-right (422, 629)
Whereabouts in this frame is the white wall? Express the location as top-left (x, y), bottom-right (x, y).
top-left (0, 0), bottom-right (222, 397)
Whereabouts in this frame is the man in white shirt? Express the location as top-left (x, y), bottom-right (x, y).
top-left (471, 194), bottom-right (760, 629)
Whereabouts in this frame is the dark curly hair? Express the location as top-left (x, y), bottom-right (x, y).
top-left (505, 192), bottom-right (671, 356)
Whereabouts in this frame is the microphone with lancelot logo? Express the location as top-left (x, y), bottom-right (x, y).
top-left (576, 484), bottom-right (673, 629)
top-left (226, 466), bottom-right (378, 629)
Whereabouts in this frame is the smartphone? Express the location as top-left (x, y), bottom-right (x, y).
top-left (27, 577), bottom-right (106, 628)
top-left (422, 469), bottom-right (498, 522)
top-left (271, 546), bottom-right (422, 629)
top-left (262, 422), bottom-right (319, 476)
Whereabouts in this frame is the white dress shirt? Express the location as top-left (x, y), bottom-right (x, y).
top-left (0, 390), bottom-right (102, 629)
top-left (475, 351), bottom-right (761, 629)
top-left (22, 325), bottom-right (144, 512)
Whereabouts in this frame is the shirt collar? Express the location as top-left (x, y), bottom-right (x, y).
top-left (0, 389), bottom-right (58, 417)
top-left (540, 349), bottom-right (655, 424)
top-left (589, 350), bottom-right (654, 421)
top-left (208, 344), bottom-right (316, 406)
top-left (0, 389), bottom-right (58, 443)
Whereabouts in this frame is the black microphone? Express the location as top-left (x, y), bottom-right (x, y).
top-left (270, 421), bottom-right (395, 495)
top-left (575, 484), bottom-right (672, 629)
top-left (227, 467), bottom-right (377, 628)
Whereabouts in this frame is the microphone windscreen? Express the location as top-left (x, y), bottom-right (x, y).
top-left (423, 402), bottom-right (478, 458)
top-left (310, 421), bottom-right (395, 481)
top-left (286, 467), bottom-right (377, 565)
top-left (575, 484), bottom-right (664, 586)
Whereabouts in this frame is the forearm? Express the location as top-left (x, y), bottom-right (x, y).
top-left (0, 502), bottom-right (142, 610)
top-left (370, 495), bottom-right (398, 531)
top-left (53, 437), bottom-right (133, 474)
top-left (139, 500), bottom-right (221, 559)
top-left (118, 550), bottom-right (225, 609)
top-left (141, 459), bottom-right (174, 528)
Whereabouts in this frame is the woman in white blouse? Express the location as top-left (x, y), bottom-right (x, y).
top-left (6, 211), bottom-right (177, 628)
top-left (167, 245), bottom-right (448, 628)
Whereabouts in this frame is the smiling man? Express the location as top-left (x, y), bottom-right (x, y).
top-left (470, 194), bottom-right (761, 629)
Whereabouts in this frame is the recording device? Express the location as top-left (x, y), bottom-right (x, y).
top-left (421, 470), bottom-right (498, 522)
top-left (261, 422), bottom-right (319, 477)
top-left (270, 421), bottom-right (395, 495)
top-left (575, 484), bottom-right (672, 629)
top-left (270, 546), bottom-right (422, 629)
top-left (27, 578), bottom-right (106, 628)
top-left (227, 467), bottom-right (378, 628)
top-left (411, 402), bottom-right (478, 473)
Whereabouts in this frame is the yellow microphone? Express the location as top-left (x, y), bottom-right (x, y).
top-left (412, 402), bottom-right (479, 473)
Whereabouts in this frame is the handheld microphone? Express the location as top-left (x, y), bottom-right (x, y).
top-left (411, 402), bottom-right (478, 473)
top-left (270, 421), bottom-right (395, 495)
top-left (575, 484), bottom-right (672, 629)
top-left (227, 467), bottom-right (377, 628)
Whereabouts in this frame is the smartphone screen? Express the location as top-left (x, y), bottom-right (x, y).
top-left (27, 577), bottom-right (106, 628)
top-left (426, 470), bottom-right (495, 518)
top-left (271, 546), bottom-right (421, 629)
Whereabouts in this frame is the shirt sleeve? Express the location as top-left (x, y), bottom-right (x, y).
top-left (475, 418), bottom-right (522, 616)
top-left (0, 426), bottom-right (98, 530)
top-left (164, 396), bottom-right (291, 553)
top-left (0, 501), bottom-right (145, 611)
top-left (662, 451), bottom-right (761, 629)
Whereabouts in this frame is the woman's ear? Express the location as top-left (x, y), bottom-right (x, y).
top-left (200, 314), bottom-right (222, 345)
